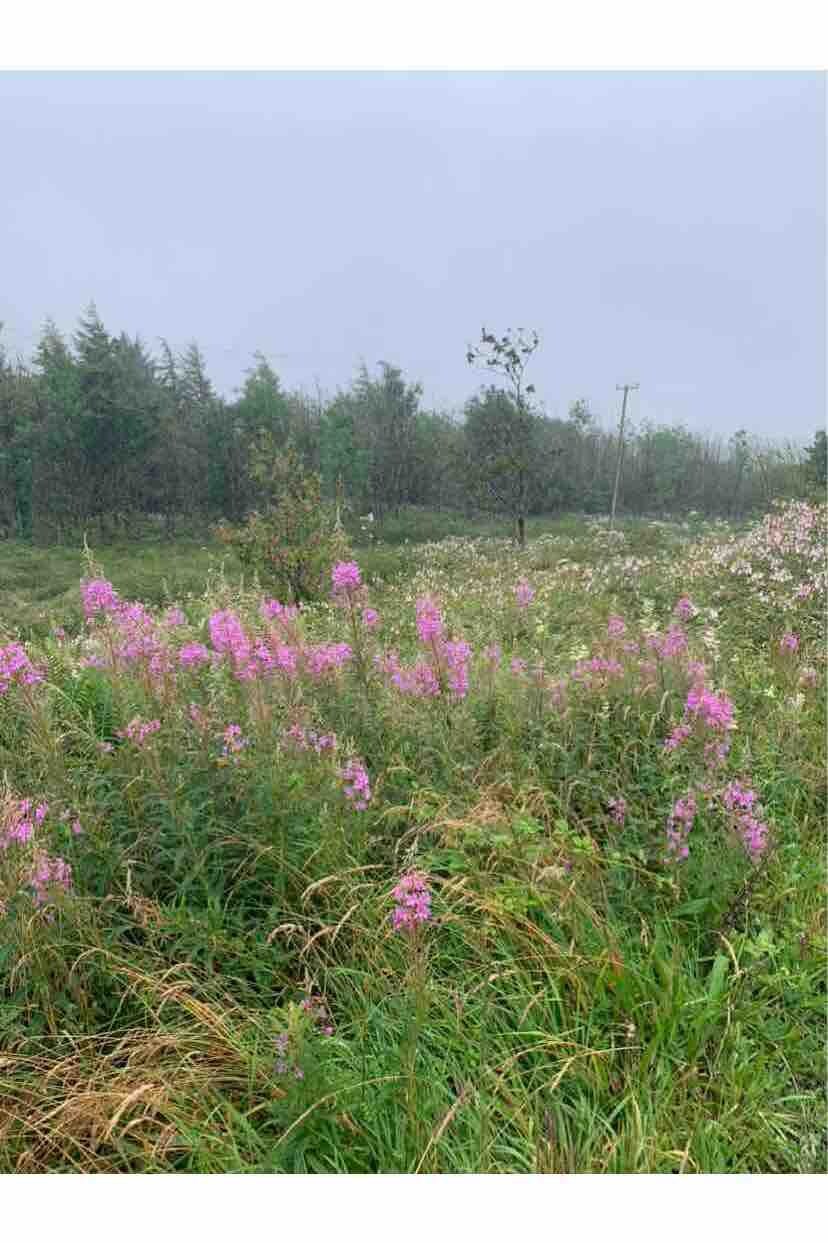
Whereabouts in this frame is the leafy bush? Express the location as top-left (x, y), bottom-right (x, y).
top-left (216, 439), bottom-right (349, 603)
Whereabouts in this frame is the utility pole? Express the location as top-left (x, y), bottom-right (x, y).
top-left (609, 382), bottom-right (638, 531)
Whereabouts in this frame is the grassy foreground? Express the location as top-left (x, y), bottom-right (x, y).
top-left (0, 506), bottom-right (825, 1173)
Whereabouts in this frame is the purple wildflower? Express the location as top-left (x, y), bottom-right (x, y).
top-left (515, 579), bottom-right (535, 609)
top-left (391, 871), bottom-right (432, 932)
top-left (415, 597), bottom-right (443, 645)
top-left (340, 758), bottom-right (371, 811)
top-left (443, 639), bottom-right (472, 699)
top-left (221, 723), bottom-right (248, 759)
top-left (81, 578), bottom-right (120, 620)
top-left (117, 717), bottom-right (161, 747)
top-left (29, 852), bottom-right (72, 908)
top-left (0, 642), bottom-right (45, 696)
top-left (304, 643), bottom-right (353, 679)
top-left (331, 561), bottom-right (362, 596)
top-left (179, 642), bottom-right (211, 669)
top-left (665, 794), bottom-right (697, 861)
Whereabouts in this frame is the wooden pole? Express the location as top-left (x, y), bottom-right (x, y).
top-left (609, 382), bottom-right (638, 530)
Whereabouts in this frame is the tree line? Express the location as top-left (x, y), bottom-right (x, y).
top-left (0, 306), bottom-right (823, 544)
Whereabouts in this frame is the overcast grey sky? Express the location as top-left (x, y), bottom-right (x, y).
top-left (1, 71), bottom-right (824, 439)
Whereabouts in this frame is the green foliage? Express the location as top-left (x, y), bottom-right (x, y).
top-left (464, 328), bottom-right (561, 544)
top-left (216, 440), bottom-right (348, 602)
top-left (0, 308), bottom-right (819, 552)
top-left (805, 428), bottom-right (827, 489)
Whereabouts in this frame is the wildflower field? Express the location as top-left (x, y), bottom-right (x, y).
top-left (0, 502), bottom-right (825, 1173)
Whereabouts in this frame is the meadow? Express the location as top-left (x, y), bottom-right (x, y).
top-left (0, 503), bottom-right (825, 1173)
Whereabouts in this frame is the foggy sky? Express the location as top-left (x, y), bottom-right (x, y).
top-left (1, 71), bottom-right (824, 441)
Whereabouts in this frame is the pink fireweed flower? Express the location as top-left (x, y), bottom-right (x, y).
top-left (261, 598), bottom-right (299, 623)
top-left (411, 662), bottom-right (441, 697)
top-left (179, 642), bottom-right (211, 669)
top-left (721, 780), bottom-right (758, 814)
top-left (665, 793), bottom-right (697, 860)
top-left (510, 657), bottom-right (528, 676)
top-left (304, 643), bottom-right (353, 679)
top-left (375, 649), bottom-right (402, 680)
top-left (571, 656), bottom-right (624, 689)
top-left (0, 796), bottom-right (49, 850)
top-left (163, 607), bottom-right (186, 627)
top-left (646, 626), bottom-right (687, 661)
top-left (339, 758), bottom-right (371, 811)
top-left (515, 579), bottom-right (535, 609)
top-left (415, 597), bottom-right (444, 645)
top-left (361, 607), bottom-right (380, 629)
top-left (391, 871), bottom-right (432, 932)
top-left (283, 721), bottom-right (308, 749)
top-left (674, 596), bottom-right (697, 621)
top-left (71, 819), bottom-right (83, 836)
top-left (384, 658), bottom-right (440, 697)
top-left (274, 644), bottom-right (299, 678)
top-left (221, 723), bottom-right (248, 759)
top-left (117, 717), bottom-right (161, 748)
top-left (116, 600), bottom-right (155, 628)
top-left (29, 852), bottom-right (72, 908)
top-left (0, 642), bottom-right (45, 696)
top-left (443, 639), bottom-right (472, 699)
top-left (607, 615), bottom-right (626, 638)
top-left (331, 561), bottom-right (362, 597)
top-left (307, 729), bottom-right (337, 754)
top-left (664, 723), bottom-right (692, 752)
top-left (737, 815), bottom-right (769, 858)
top-left (208, 609), bottom-right (249, 656)
top-left (250, 640), bottom-right (275, 678)
top-left (284, 723), bottom-right (337, 754)
top-left (720, 781), bottom-right (769, 858)
top-left (685, 685), bottom-right (735, 732)
top-left (661, 626), bottom-right (688, 660)
top-left (779, 632), bottom-right (799, 653)
top-left (607, 797), bottom-right (627, 826)
top-left (81, 578), bottom-right (120, 620)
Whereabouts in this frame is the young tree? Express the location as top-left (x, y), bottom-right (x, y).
top-left (216, 436), bottom-right (347, 603)
top-left (31, 320), bottom-right (87, 540)
top-left (805, 428), bottom-right (827, 490)
top-left (464, 327), bottom-right (543, 546)
top-left (0, 336), bottom-right (36, 539)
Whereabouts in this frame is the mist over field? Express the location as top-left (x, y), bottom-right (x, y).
top-left (0, 71), bottom-right (824, 436)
